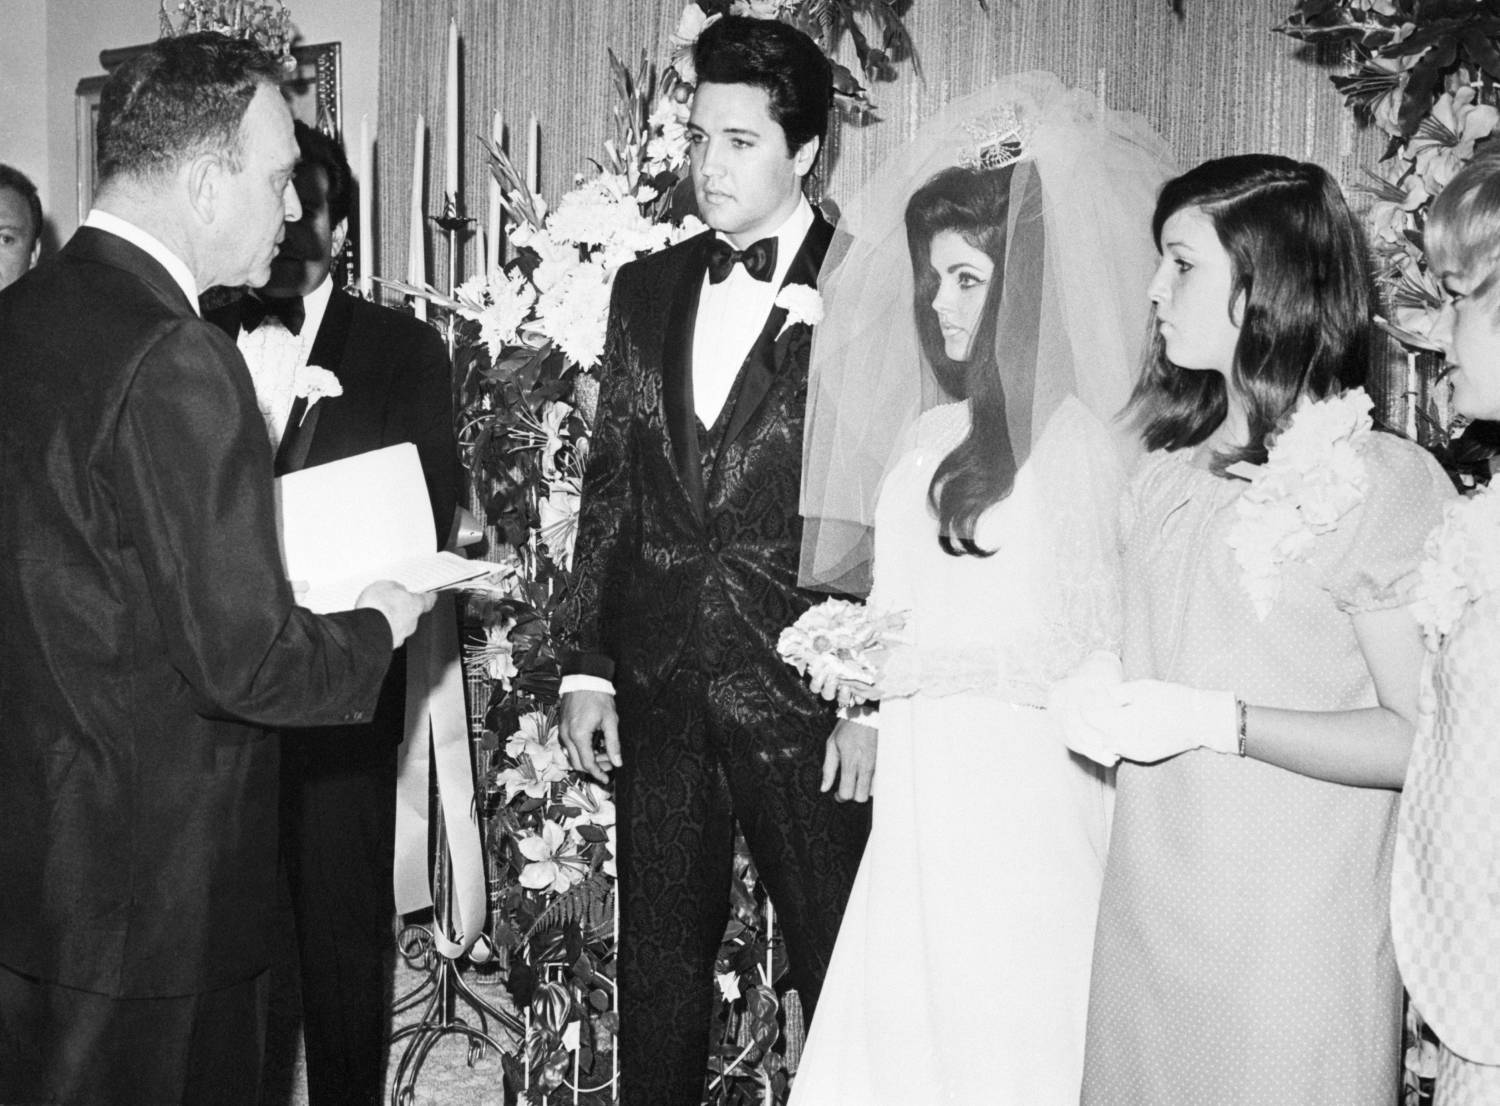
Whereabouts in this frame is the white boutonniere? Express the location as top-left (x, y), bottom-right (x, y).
top-left (1411, 483), bottom-right (1500, 648)
top-left (775, 284), bottom-right (823, 339)
top-left (1224, 388), bottom-right (1374, 619)
top-left (292, 364), bottom-right (342, 425)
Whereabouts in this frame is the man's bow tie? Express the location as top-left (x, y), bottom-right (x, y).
top-left (241, 294), bottom-right (306, 335)
top-left (707, 236), bottom-right (778, 284)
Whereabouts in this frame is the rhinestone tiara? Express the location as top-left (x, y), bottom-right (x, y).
top-left (958, 108), bottom-right (1034, 171)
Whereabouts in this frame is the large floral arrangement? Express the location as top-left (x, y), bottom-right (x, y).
top-left (389, 3), bottom-right (953, 1101)
top-left (1278, 1), bottom-right (1500, 474)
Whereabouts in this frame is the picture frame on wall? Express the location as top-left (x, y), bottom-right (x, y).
top-left (74, 40), bottom-right (341, 223)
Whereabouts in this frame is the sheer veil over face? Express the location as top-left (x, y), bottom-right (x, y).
top-left (799, 72), bottom-right (1179, 594)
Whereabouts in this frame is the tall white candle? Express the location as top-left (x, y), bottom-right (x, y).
top-left (357, 112), bottom-right (373, 298)
top-left (526, 114), bottom-right (540, 198)
top-left (444, 18), bottom-right (459, 204)
top-left (409, 114), bottom-right (427, 321)
top-left (487, 111), bottom-right (503, 275)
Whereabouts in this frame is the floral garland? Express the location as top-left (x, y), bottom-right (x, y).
top-left (1225, 388), bottom-right (1374, 619)
top-left (1411, 480), bottom-right (1500, 647)
top-left (1278, 2), bottom-right (1500, 353)
top-left (1277, 3), bottom-right (1500, 489)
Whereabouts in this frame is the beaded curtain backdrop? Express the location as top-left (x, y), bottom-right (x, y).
top-left (376, 0), bottom-right (1395, 412)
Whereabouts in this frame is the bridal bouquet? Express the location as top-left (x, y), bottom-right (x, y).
top-left (777, 599), bottom-right (906, 708)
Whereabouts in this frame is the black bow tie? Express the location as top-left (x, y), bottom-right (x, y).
top-left (241, 294), bottom-right (305, 335)
top-left (707, 236), bottom-right (777, 284)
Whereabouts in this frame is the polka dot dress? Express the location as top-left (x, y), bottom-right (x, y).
top-left (1081, 436), bottom-right (1454, 1105)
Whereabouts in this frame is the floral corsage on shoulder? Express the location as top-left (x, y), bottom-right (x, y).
top-left (1411, 482), bottom-right (1500, 649)
top-left (777, 598), bottom-right (905, 708)
top-left (1225, 387), bottom-right (1373, 619)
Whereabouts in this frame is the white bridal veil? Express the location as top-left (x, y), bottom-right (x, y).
top-left (799, 72), bottom-right (1179, 594)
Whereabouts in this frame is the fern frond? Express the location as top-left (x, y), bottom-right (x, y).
top-left (522, 873), bottom-right (614, 944)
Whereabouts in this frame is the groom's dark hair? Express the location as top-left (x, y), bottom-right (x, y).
top-left (694, 16), bottom-right (832, 163)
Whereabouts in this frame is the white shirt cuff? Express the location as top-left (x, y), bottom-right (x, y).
top-left (837, 702), bottom-right (880, 729)
top-left (560, 674), bottom-right (615, 696)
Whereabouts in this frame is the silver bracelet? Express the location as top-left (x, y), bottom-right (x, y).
top-left (1236, 698), bottom-right (1249, 758)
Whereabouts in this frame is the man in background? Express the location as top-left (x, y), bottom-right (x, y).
top-left (207, 120), bottom-right (458, 1106)
top-left (0, 33), bottom-right (430, 1105)
top-left (0, 162), bottom-right (42, 289)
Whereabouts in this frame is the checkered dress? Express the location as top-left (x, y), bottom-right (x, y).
top-left (1393, 489), bottom-right (1500, 1089)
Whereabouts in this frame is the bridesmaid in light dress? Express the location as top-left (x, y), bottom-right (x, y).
top-left (1056, 155), bottom-right (1454, 1105)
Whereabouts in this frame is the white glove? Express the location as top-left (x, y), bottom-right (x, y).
top-left (1077, 679), bottom-right (1239, 764)
top-left (1049, 651), bottom-right (1127, 766)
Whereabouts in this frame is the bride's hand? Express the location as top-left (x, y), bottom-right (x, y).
top-left (822, 717), bottom-right (877, 802)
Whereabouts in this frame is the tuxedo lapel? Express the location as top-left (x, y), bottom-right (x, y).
top-left (715, 210), bottom-right (834, 458)
top-left (273, 290), bottom-right (352, 476)
top-left (662, 237), bottom-right (712, 519)
top-left (274, 397), bottom-right (317, 474)
top-left (69, 229), bottom-right (197, 319)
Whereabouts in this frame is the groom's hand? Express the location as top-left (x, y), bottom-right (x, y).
top-left (559, 690), bottom-right (621, 783)
top-left (822, 719), bottom-right (877, 803)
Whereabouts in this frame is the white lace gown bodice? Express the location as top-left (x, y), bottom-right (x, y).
top-left (790, 397), bottom-right (1124, 1105)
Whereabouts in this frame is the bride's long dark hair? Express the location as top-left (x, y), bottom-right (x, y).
top-left (905, 165), bottom-right (1019, 558)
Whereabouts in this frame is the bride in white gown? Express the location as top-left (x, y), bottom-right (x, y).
top-left (790, 74), bottom-right (1175, 1105)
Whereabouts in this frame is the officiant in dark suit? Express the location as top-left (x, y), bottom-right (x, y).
top-left (555, 17), bottom-right (871, 1105)
top-left (206, 120), bottom-right (458, 1106)
top-left (0, 33), bottom-right (432, 1106)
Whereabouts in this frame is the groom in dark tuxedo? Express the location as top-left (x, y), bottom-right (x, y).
top-left (206, 120), bottom-right (457, 1106)
top-left (556, 16), bottom-right (871, 1105)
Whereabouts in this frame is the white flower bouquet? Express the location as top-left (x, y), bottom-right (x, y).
top-left (777, 598), bottom-right (906, 708)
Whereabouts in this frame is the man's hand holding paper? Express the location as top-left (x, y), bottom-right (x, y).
top-left (276, 442), bottom-right (502, 614)
top-left (355, 579), bottom-right (437, 646)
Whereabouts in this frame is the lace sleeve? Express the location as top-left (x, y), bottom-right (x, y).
top-left (1028, 400), bottom-right (1126, 679)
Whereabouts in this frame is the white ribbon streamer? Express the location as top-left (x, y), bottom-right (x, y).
top-left (394, 592), bottom-right (490, 959)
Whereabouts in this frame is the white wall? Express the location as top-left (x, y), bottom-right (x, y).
top-left (1, 0), bottom-right (55, 247)
top-left (282, 0), bottom-right (381, 174)
top-left (14, 0), bottom-right (379, 244)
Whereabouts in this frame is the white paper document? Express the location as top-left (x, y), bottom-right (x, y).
top-left (275, 443), bottom-right (499, 614)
